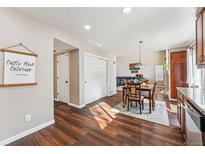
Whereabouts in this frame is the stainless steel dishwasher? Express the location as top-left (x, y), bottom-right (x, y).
top-left (185, 100), bottom-right (205, 145)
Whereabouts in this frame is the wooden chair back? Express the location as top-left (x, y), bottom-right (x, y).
top-left (126, 82), bottom-right (141, 99)
top-left (152, 82), bottom-right (157, 98)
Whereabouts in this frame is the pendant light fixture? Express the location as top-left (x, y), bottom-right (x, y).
top-left (136, 40), bottom-right (145, 67)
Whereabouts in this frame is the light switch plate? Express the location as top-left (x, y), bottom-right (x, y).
top-left (25, 114), bottom-right (31, 122)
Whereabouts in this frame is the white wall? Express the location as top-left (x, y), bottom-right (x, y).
top-left (0, 8), bottom-right (116, 144)
top-left (69, 50), bottom-right (80, 105)
top-left (0, 8), bottom-right (55, 143)
top-left (116, 51), bottom-right (165, 83)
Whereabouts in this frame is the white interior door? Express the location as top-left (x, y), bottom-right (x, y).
top-left (57, 53), bottom-right (69, 103)
top-left (85, 55), bottom-right (107, 104)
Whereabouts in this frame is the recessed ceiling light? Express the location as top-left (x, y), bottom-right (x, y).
top-left (122, 7), bottom-right (132, 14)
top-left (84, 25), bottom-right (91, 30)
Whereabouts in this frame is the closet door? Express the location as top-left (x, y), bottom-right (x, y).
top-left (85, 55), bottom-right (107, 104)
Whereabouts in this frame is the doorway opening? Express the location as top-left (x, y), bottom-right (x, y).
top-left (53, 38), bottom-right (79, 108)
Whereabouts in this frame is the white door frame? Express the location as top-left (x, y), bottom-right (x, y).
top-left (84, 52), bottom-right (109, 104)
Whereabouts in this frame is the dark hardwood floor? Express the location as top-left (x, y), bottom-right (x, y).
top-left (8, 91), bottom-right (185, 146)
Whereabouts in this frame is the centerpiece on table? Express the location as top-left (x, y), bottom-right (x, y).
top-left (136, 73), bottom-right (143, 81)
top-left (135, 73), bottom-right (148, 84)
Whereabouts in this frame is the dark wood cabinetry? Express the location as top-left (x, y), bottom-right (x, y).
top-left (177, 99), bottom-right (181, 123)
top-left (196, 13), bottom-right (203, 65)
top-left (203, 10), bottom-right (205, 64)
top-left (181, 103), bottom-right (187, 139)
top-left (177, 91), bottom-right (187, 140)
top-left (196, 8), bottom-right (205, 66)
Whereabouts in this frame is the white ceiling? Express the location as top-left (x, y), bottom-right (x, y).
top-left (16, 7), bottom-right (196, 56)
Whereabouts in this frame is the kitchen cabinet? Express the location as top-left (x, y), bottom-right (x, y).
top-left (177, 98), bottom-right (181, 123)
top-left (203, 10), bottom-right (205, 63)
top-left (181, 104), bottom-right (186, 136)
top-left (196, 8), bottom-right (205, 66)
top-left (177, 91), bottom-right (186, 140)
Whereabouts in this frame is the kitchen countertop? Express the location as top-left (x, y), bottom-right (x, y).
top-left (177, 87), bottom-right (205, 115)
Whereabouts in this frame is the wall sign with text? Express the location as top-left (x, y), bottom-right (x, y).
top-left (0, 49), bottom-right (38, 87)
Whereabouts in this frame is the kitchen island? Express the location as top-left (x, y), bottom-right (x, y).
top-left (177, 87), bottom-right (205, 145)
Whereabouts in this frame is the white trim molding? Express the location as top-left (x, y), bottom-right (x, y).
top-left (108, 91), bottom-right (117, 97)
top-left (54, 98), bottom-right (59, 101)
top-left (67, 102), bottom-right (86, 109)
top-left (0, 119), bottom-right (55, 146)
top-left (169, 98), bottom-right (177, 101)
top-left (84, 52), bottom-right (109, 61)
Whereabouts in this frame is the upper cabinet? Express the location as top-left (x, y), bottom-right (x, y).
top-left (203, 10), bottom-right (205, 63)
top-left (196, 8), bottom-right (205, 66)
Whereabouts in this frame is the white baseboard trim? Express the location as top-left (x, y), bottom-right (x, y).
top-left (67, 102), bottom-right (85, 109)
top-left (54, 98), bottom-right (59, 101)
top-left (108, 91), bottom-right (117, 96)
top-left (169, 98), bottom-right (177, 101)
top-left (0, 119), bottom-right (55, 146)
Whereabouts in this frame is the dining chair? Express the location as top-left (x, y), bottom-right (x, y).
top-left (122, 80), bottom-right (135, 106)
top-left (142, 82), bottom-right (157, 110)
top-left (126, 83), bottom-right (144, 114)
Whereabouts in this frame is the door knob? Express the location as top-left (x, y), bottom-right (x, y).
top-left (65, 81), bottom-right (68, 83)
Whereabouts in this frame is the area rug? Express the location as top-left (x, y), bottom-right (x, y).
top-left (111, 99), bottom-right (169, 126)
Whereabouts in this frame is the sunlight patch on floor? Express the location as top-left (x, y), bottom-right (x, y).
top-left (89, 101), bottom-right (117, 129)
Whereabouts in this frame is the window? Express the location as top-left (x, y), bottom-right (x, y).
top-left (187, 46), bottom-right (205, 88)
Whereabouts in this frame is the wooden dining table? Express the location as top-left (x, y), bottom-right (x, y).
top-left (122, 84), bottom-right (153, 113)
